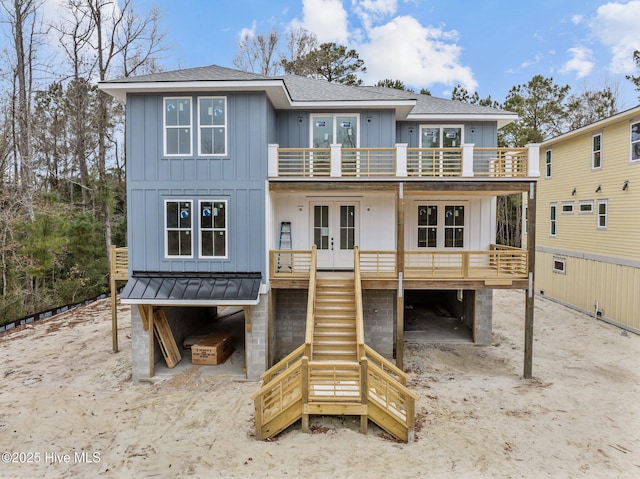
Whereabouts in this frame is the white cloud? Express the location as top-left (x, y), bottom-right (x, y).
top-left (571, 14), bottom-right (584, 25)
top-left (520, 54), bottom-right (543, 69)
top-left (357, 15), bottom-right (477, 92)
top-left (353, 0), bottom-right (397, 29)
top-left (291, 0), bottom-right (349, 43)
top-left (560, 46), bottom-right (594, 78)
top-left (591, 0), bottom-right (640, 74)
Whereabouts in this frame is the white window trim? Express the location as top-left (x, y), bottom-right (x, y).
top-left (561, 201), bottom-right (574, 214)
top-left (163, 97), bottom-right (192, 157)
top-left (545, 149), bottom-right (552, 178)
top-left (631, 121), bottom-right (640, 163)
top-left (549, 203), bottom-right (557, 237)
top-left (198, 199), bottom-right (229, 259)
top-left (597, 199), bottom-right (608, 229)
top-left (552, 256), bottom-right (566, 274)
top-left (418, 124), bottom-right (465, 148)
top-left (309, 113), bottom-right (361, 148)
top-left (578, 200), bottom-right (594, 214)
top-left (197, 96), bottom-right (228, 157)
top-left (164, 199), bottom-right (194, 258)
top-left (592, 133), bottom-right (602, 170)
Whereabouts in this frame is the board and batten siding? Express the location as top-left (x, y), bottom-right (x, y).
top-left (536, 113), bottom-right (640, 332)
top-left (126, 92), bottom-right (269, 277)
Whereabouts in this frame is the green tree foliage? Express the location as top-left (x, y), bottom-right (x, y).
top-left (282, 42), bottom-right (366, 85)
top-left (375, 79), bottom-right (414, 91)
top-left (451, 85), bottom-right (499, 108)
top-left (625, 50), bottom-right (640, 100)
top-left (499, 75), bottom-right (570, 147)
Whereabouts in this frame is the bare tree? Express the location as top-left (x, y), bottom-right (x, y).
top-left (1, 0), bottom-right (46, 220)
top-left (282, 27), bottom-right (318, 67)
top-left (233, 28), bottom-right (280, 76)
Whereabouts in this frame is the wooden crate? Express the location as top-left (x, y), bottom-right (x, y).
top-left (192, 333), bottom-right (234, 365)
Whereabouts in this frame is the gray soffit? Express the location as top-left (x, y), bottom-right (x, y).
top-left (120, 272), bottom-right (262, 306)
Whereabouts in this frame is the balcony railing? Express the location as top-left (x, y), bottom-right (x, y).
top-left (268, 144), bottom-right (540, 179)
top-left (270, 245), bottom-right (528, 282)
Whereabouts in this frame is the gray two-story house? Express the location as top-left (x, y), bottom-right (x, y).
top-left (100, 65), bottom-right (539, 397)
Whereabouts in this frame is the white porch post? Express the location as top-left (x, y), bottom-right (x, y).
top-left (330, 143), bottom-right (342, 177)
top-left (462, 143), bottom-right (475, 177)
top-left (396, 143), bottom-right (408, 177)
top-left (526, 143), bottom-right (540, 177)
top-left (268, 144), bottom-right (279, 178)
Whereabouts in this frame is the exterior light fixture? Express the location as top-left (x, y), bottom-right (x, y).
top-left (571, 188), bottom-right (576, 196)
top-left (595, 185), bottom-right (602, 193)
top-left (623, 180), bottom-right (629, 191)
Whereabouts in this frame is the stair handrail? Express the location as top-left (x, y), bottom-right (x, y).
top-left (366, 360), bottom-right (418, 442)
top-left (363, 344), bottom-right (409, 386)
top-left (260, 343), bottom-right (307, 384)
top-left (354, 246), bottom-right (365, 360)
top-left (252, 356), bottom-right (305, 440)
top-left (304, 245), bottom-right (318, 355)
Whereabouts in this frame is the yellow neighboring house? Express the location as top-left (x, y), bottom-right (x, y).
top-left (536, 105), bottom-right (640, 334)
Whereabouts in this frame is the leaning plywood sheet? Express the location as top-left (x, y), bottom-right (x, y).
top-left (153, 308), bottom-right (181, 368)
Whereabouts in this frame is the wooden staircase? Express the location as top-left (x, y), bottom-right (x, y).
top-left (312, 275), bottom-right (357, 362)
top-left (253, 246), bottom-right (418, 442)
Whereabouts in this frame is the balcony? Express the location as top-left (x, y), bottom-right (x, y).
top-left (270, 245), bottom-right (529, 288)
top-left (268, 144), bottom-right (540, 180)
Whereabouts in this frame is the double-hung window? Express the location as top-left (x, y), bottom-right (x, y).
top-left (165, 200), bottom-right (193, 257)
top-left (597, 200), bottom-right (608, 229)
top-left (164, 98), bottom-right (192, 156)
top-left (632, 122), bottom-right (640, 162)
top-left (418, 205), bottom-right (437, 247)
top-left (545, 150), bottom-right (552, 178)
top-left (199, 200), bottom-right (227, 258)
top-left (198, 97), bottom-right (227, 156)
top-left (549, 203), bottom-right (557, 237)
top-left (592, 133), bottom-right (602, 169)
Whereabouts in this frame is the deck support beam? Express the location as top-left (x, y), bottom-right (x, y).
top-left (524, 183), bottom-right (536, 379)
top-left (396, 183), bottom-right (405, 369)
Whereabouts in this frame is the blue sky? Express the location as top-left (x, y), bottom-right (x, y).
top-left (137, 0), bottom-right (640, 107)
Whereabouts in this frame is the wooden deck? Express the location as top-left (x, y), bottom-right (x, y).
top-left (270, 245), bottom-right (529, 289)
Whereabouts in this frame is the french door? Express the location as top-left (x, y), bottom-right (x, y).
top-left (311, 201), bottom-right (359, 269)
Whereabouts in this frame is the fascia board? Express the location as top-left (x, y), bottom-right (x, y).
top-left (98, 80), bottom-right (290, 104)
top-left (407, 112), bottom-right (519, 129)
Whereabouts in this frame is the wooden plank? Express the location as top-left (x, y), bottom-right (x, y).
top-left (303, 403), bottom-right (368, 415)
top-left (153, 308), bottom-right (181, 368)
top-left (137, 304), bottom-right (150, 331)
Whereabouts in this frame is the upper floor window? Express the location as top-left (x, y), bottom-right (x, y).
top-left (444, 205), bottom-right (465, 247)
top-left (165, 200), bottom-right (193, 257)
top-left (549, 203), bottom-right (557, 237)
top-left (632, 122), bottom-right (640, 162)
top-left (199, 200), bottom-right (227, 258)
top-left (592, 133), bottom-right (602, 169)
top-left (597, 200), bottom-right (608, 229)
top-left (419, 125), bottom-right (463, 148)
top-left (311, 114), bottom-right (359, 148)
top-left (198, 97), bottom-right (227, 156)
top-left (164, 98), bottom-right (192, 156)
top-left (545, 149), bottom-right (552, 178)
top-left (561, 202), bottom-right (574, 214)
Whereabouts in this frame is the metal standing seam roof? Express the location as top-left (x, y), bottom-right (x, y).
top-left (120, 272), bottom-right (262, 306)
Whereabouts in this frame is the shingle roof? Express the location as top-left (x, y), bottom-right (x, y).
top-left (101, 64), bottom-right (515, 119)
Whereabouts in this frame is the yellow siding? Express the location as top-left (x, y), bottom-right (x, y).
top-left (535, 251), bottom-right (640, 332)
top-left (537, 118), bottom-right (640, 261)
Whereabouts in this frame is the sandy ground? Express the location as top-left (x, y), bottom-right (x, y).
top-left (0, 290), bottom-right (638, 479)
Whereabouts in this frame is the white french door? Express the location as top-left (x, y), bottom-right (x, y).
top-left (311, 201), bottom-right (359, 269)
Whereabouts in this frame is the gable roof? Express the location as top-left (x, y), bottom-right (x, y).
top-left (99, 64), bottom-right (516, 125)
